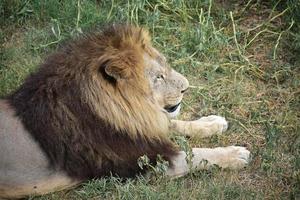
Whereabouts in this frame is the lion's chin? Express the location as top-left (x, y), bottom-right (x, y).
top-left (164, 103), bottom-right (181, 118)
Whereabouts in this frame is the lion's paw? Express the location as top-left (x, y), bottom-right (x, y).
top-left (215, 146), bottom-right (251, 169)
top-left (195, 115), bottom-right (228, 136)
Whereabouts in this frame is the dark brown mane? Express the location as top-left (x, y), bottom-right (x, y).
top-left (8, 25), bottom-right (178, 180)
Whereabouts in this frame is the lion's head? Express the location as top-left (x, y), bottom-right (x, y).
top-left (9, 24), bottom-right (185, 179)
top-left (69, 25), bottom-right (190, 140)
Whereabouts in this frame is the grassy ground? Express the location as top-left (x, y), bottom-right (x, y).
top-left (1, 0), bottom-right (299, 199)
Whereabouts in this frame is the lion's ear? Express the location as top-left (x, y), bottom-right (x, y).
top-left (103, 63), bottom-right (131, 80)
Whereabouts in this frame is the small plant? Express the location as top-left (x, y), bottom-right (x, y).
top-left (172, 135), bottom-right (194, 170)
top-left (137, 154), bottom-right (169, 175)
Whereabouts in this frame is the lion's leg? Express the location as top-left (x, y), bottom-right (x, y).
top-left (166, 146), bottom-right (250, 178)
top-left (171, 115), bottom-right (228, 138)
top-left (0, 173), bottom-right (79, 199)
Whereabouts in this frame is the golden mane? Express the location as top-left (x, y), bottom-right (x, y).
top-left (81, 25), bottom-right (170, 140)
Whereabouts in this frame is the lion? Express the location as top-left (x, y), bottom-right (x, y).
top-left (0, 25), bottom-right (250, 199)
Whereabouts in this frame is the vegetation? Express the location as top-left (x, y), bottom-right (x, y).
top-left (1, 0), bottom-right (299, 199)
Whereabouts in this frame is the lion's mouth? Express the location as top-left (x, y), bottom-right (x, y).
top-left (164, 103), bottom-right (181, 113)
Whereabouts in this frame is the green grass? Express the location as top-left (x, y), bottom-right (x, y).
top-left (1, 0), bottom-right (299, 199)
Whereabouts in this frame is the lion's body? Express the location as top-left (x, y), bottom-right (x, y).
top-left (0, 25), bottom-right (250, 199)
top-left (0, 25), bottom-right (182, 198)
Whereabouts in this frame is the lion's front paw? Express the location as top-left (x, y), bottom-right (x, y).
top-left (193, 115), bottom-right (228, 137)
top-left (197, 115), bottom-right (228, 132)
top-left (215, 146), bottom-right (251, 169)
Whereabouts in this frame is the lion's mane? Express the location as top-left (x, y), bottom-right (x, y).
top-left (8, 25), bottom-right (178, 179)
